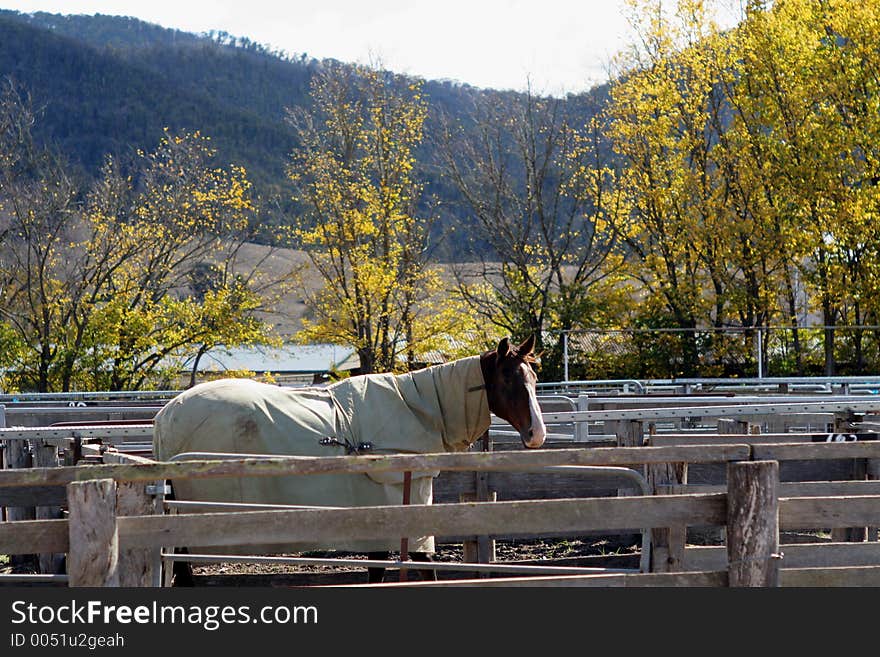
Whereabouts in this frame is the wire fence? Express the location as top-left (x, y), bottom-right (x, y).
top-left (550, 326), bottom-right (880, 380)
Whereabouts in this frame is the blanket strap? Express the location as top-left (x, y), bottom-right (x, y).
top-left (318, 437), bottom-right (374, 455)
top-left (399, 470), bottom-right (412, 582)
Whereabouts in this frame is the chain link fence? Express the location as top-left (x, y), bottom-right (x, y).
top-left (548, 326), bottom-right (880, 380)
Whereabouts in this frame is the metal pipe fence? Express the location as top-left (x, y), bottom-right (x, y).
top-left (552, 326), bottom-right (880, 381)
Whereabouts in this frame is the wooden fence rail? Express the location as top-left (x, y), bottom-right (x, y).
top-left (0, 444), bottom-right (754, 489)
top-left (0, 493), bottom-right (727, 556)
top-left (4, 438), bottom-right (880, 587)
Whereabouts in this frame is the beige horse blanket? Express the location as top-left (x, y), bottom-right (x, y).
top-left (153, 355), bottom-right (490, 553)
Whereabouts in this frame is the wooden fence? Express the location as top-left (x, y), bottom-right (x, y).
top-left (3, 394), bottom-right (880, 586)
top-left (2, 443), bottom-right (880, 587)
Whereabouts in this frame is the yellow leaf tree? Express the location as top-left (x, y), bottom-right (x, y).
top-left (288, 63), bottom-right (471, 373)
top-left (0, 89), bottom-right (291, 391)
top-left (728, 0), bottom-right (880, 373)
top-left (83, 130), bottom-right (288, 390)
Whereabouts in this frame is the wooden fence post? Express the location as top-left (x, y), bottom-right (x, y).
top-left (115, 481), bottom-right (162, 586)
top-left (614, 420), bottom-right (643, 495)
top-left (33, 439), bottom-right (65, 574)
top-left (717, 418), bottom-right (750, 434)
top-left (727, 460), bottom-right (780, 587)
top-left (614, 420), bottom-right (645, 550)
top-left (472, 431), bottom-right (495, 575)
top-left (869, 458), bottom-right (880, 542)
top-left (100, 451), bottom-right (164, 586)
top-left (0, 405), bottom-right (3, 524)
top-left (67, 478), bottom-right (120, 587)
top-left (461, 491), bottom-right (497, 564)
top-left (646, 461), bottom-right (687, 572)
top-left (611, 420), bottom-right (644, 450)
top-left (3, 426), bottom-right (36, 568)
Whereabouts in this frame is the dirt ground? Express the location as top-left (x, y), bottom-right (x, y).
top-left (181, 529), bottom-right (831, 585)
top-left (2, 532), bottom-right (828, 586)
top-left (179, 536), bottom-right (645, 586)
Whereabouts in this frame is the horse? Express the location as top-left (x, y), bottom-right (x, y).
top-left (152, 335), bottom-right (546, 584)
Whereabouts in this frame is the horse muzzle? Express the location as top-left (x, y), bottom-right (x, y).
top-left (520, 424), bottom-right (546, 449)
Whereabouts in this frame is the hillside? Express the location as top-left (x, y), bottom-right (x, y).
top-left (0, 11), bottom-right (301, 197)
top-left (0, 9), bottom-right (608, 257)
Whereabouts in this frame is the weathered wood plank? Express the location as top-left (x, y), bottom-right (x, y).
top-left (21, 495), bottom-right (879, 559)
top-left (0, 518), bottom-right (68, 554)
top-left (668, 480), bottom-right (880, 497)
top-left (727, 460), bottom-right (780, 587)
top-left (652, 434), bottom-right (822, 446)
top-left (753, 442), bottom-right (880, 461)
top-left (781, 566), bottom-right (880, 587)
top-left (338, 570), bottom-right (728, 587)
top-left (653, 432), bottom-right (879, 446)
top-left (435, 469), bottom-right (623, 503)
top-left (66, 478), bottom-right (119, 587)
top-left (102, 451), bottom-right (159, 466)
top-left (0, 485), bottom-right (67, 506)
top-left (684, 542), bottom-right (880, 571)
top-left (780, 495), bottom-right (880, 529)
top-left (118, 494), bottom-right (728, 551)
top-left (0, 445), bottom-right (754, 489)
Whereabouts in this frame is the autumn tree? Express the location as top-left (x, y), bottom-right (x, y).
top-left (0, 83), bottom-right (293, 391)
top-left (726, 0), bottom-right (880, 373)
top-left (287, 63), bottom-right (470, 373)
top-left (438, 87), bottom-right (624, 379)
top-left (601, 0), bottom-right (791, 374)
top-left (82, 130), bottom-right (290, 390)
top-left (0, 81), bottom-right (82, 391)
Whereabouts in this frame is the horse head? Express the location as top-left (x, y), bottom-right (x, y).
top-left (481, 335), bottom-right (547, 449)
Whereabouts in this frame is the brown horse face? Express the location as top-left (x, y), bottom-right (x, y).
top-left (484, 336), bottom-right (547, 449)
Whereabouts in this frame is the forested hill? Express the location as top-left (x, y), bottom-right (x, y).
top-left (0, 10), bottom-right (609, 253)
top-left (0, 10), bottom-right (310, 196)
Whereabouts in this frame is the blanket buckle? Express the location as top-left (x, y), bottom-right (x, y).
top-left (319, 437), bottom-right (374, 455)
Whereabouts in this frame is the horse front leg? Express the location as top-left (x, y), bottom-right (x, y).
top-left (366, 551), bottom-right (388, 583)
top-left (410, 552), bottom-right (438, 581)
top-left (170, 547), bottom-right (194, 587)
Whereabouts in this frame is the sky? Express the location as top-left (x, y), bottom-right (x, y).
top-left (0, 1), bottom-right (741, 95)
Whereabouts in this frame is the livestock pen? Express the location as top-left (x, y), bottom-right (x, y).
top-left (2, 441), bottom-right (880, 586)
top-left (1, 388), bottom-right (880, 586)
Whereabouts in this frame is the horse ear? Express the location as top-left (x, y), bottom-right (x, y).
top-left (496, 337), bottom-right (511, 361)
top-left (518, 334), bottom-right (536, 355)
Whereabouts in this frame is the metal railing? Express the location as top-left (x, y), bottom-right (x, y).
top-left (553, 325), bottom-right (880, 380)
